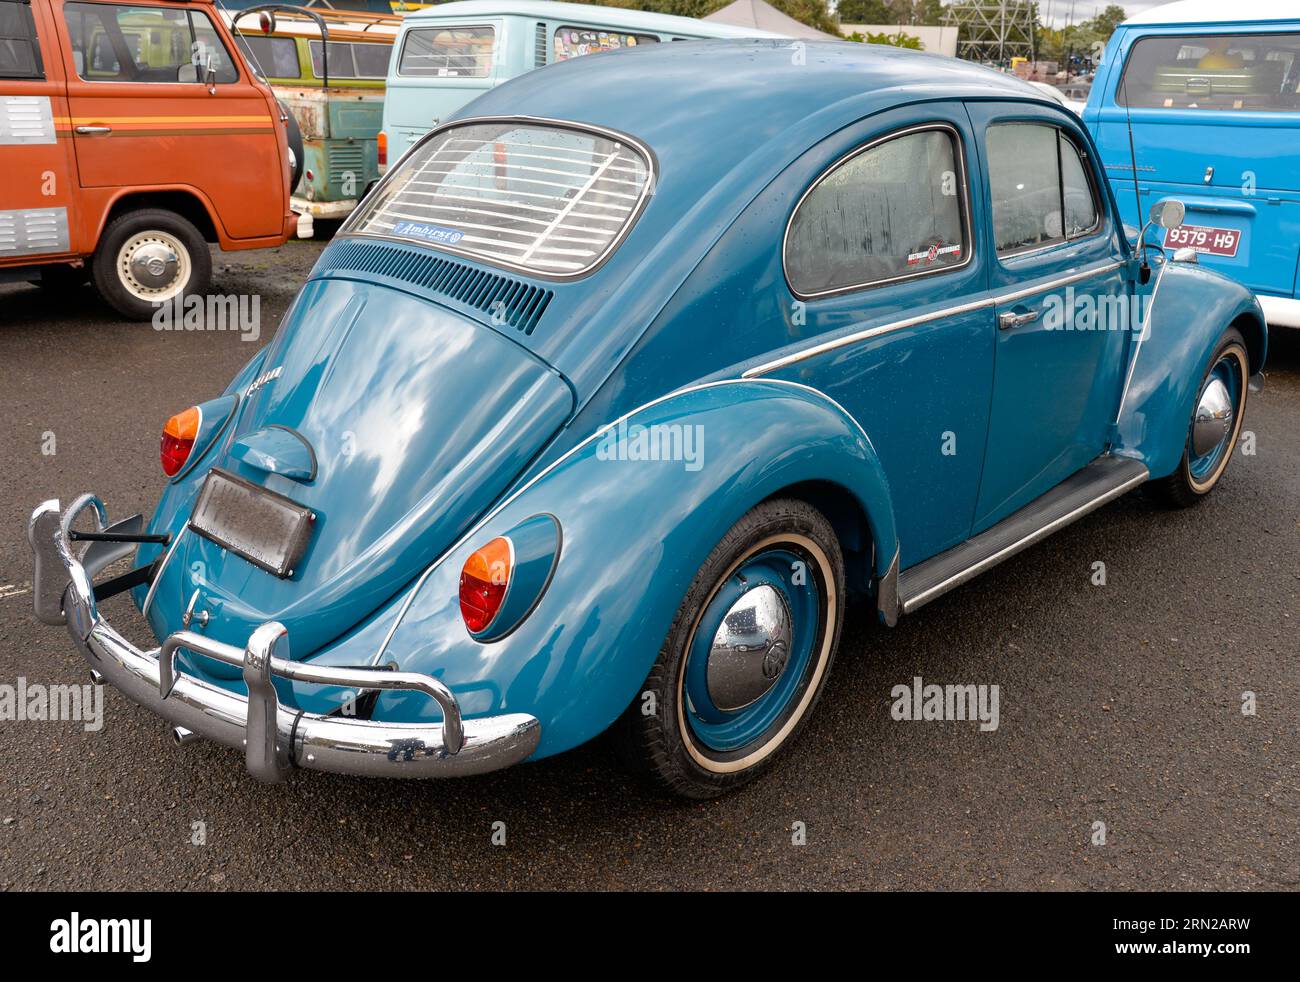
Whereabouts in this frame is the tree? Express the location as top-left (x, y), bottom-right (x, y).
top-left (836, 0), bottom-right (894, 24)
top-left (837, 0), bottom-right (944, 25)
top-left (845, 29), bottom-right (924, 49)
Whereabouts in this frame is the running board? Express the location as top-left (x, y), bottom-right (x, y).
top-left (898, 456), bottom-right (1149, 615)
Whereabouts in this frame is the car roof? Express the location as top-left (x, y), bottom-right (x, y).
top-left (403, 0), bottom-right (786, 37)
top-left (1123, 1), bottom-right (1300, 26)
top-left (460, 39), bottom-right (1054, 187)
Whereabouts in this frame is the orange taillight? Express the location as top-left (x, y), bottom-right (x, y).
top-left (377, 130), bottom-right (387, 168)
top-left (160, 407), bottom-right (200, 477)
top-left (458, 537), bottom-right (512, 633)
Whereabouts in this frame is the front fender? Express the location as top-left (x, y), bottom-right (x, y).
top-left (366, 378), bottom-right (899, 759)
top-left (1114, 263), bottom-right (1266, 479)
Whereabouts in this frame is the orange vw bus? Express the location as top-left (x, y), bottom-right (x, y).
top-left (1, 0), bottom-right (297, 319)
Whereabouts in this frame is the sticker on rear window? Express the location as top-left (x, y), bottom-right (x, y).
top-left (390, 221), bottom-right (465, 246)
top-left (907, 243), bottom-right (963, 267)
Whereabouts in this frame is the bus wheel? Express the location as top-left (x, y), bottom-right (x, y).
top-left (92, 209), bottom-right (211, 321)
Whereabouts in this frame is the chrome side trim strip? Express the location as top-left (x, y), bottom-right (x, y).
top-left (1114, 257), bottom-right (1167, 427)
top-left (900, 463), bottom-right (1148, 615)
top-left (743, 260), bottom-right (1126, 379)
top-left (141, 526), bottom-right (186, 619)
top-left (742, 296), bottom-right (995, 379)
top-left (993, 259), bottom-right (1124, 307)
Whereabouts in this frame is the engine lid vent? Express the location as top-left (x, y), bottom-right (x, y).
top-left (318, 238), bottom-right (553, 335)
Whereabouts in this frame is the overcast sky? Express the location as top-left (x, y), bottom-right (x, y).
top-left (1039, 1), bottom-right (1177, 28)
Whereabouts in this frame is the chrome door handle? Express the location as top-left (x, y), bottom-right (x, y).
top-left (74, 125), bottom-right (112, 135)
top-left (998, 309), bottom-right (1042, 331)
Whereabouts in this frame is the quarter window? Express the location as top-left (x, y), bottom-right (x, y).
top-left (309, 40), bottom-right (389, 80)
top-left (784, 127), bottom-right (968, 298)
top-left (1118, 32), bottom-right (1300, 113)
top-left (63, 3), bottom-right (237, 84)
top-left (235, 34), bottom-right (300, 80)
top-left (987, 123), bottom-right (1100, 256)
top-left (398, 25), bottom-right (494, 78)
top-left (552, 26), bottom-right (658, 62)
top-left (0, 0), bottom-right (42, 79)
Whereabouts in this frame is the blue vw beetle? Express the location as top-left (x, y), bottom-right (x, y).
top-left (30, 41), bottom-right (1267, 797)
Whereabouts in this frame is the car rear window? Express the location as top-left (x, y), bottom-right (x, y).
top-left (397, 25), bottom-right (493, 77)
top-left (1118, 32), bottom-right (1300, 112)
top-left (348, 120), bottom-right (653, 277)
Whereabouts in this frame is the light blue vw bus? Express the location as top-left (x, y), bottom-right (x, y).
top-left (380, 0), bottom-right (784, 175)
top-left (1084, 0), bottom-right (1300, 326)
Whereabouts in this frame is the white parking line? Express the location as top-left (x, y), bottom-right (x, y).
top-left (0, 582), bottom-right (32, 601)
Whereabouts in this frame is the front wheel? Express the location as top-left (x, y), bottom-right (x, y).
top-left (615, 498), bottom-right (845, 798)
top-left (91, 208), bottom-right (211, 321)
top-left (1147, 326), bottom-right (1249, 508)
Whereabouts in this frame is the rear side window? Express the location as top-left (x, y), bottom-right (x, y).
top-left (987, 123), bottom-right (1100, 256)
top-left (349, 120), bottom-right (653, 277)
top-left (63, 3), bottom-right (237, 84)
top-left (397, 25), bottom-right (493, 77)
top-left (784, 126), bottom-right (969, 298)
top-left (235, 34), bottom-right (300, 79)
top-left (309, 40), bottom-right (389, 80)
top-left (552, 26), bottom-right (658, 62)
top-left (0, 0), bottom-right (42, 79)
top-left (1118, 32), bottom-right (1300, 112)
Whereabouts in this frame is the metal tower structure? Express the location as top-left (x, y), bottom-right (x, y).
top-left (943, 1), bottom-right (1037, 65)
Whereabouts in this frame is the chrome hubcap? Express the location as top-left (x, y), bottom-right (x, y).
top-left (128, 242), bottom-right (179, 289)
top-left (705, 584), bottom-right (792, 712)
top-left (1192, 377), bottom-right (1233, 457)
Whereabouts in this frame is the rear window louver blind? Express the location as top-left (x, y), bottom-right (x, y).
top-left (535, 22), bottom-right (547, 67)
top-left (319, 238), bottom-right (553, 335)
top-left (349, 120), bottom-right (652, 278)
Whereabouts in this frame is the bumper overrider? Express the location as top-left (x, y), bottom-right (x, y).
top-left (28, 497), bottom-right (541, 782)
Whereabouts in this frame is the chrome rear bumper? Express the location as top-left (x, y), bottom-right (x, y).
top-left (28, 498), bottom-right (540, 782)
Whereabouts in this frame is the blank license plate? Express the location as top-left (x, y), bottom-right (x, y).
top-left (1164, 223), bottom-right (1241, 257)
top-left (189, 469), bottom-right (314, 578)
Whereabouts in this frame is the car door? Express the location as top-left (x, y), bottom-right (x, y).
top-left (0, 0), bottom-right (77, 259)
top-left (56, 0), bottom-right (282, 240)
top-left (769, 106), bottom-right (995, 569)
top-left (967, 103), bottom-right (1132, 532)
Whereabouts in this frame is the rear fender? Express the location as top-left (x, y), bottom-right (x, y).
top-left (367, 378), bottom-right (899, 759)
top-left (1114, 263), bottom-right (1266, 478)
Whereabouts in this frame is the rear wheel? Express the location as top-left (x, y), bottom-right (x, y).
top-left (91, 208), bottom-right (211, 321)
top-left (1147, 326), bottom-right (1249, 508)
top-left (615, 498), bottom-right (845, 798)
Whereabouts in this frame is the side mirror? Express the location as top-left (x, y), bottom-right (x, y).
top-left (176, 63), bottom-right (198, 83)
top-left (1149, 199), bottom-right (1186, 230)
top-left (204, 53), bottom-right (217, 88)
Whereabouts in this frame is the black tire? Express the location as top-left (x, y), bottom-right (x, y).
top-left (1146, 326), bottom-right (1249, 508)
top-left (282, 101), bottom-right (305, 192)
top-left (614, 498), bottom-right (845, 798)
top-left (91, 208), bottom-right (211, 321)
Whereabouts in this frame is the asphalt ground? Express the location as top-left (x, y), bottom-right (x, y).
top-left (1, 239), bottom-right (1296, 891)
